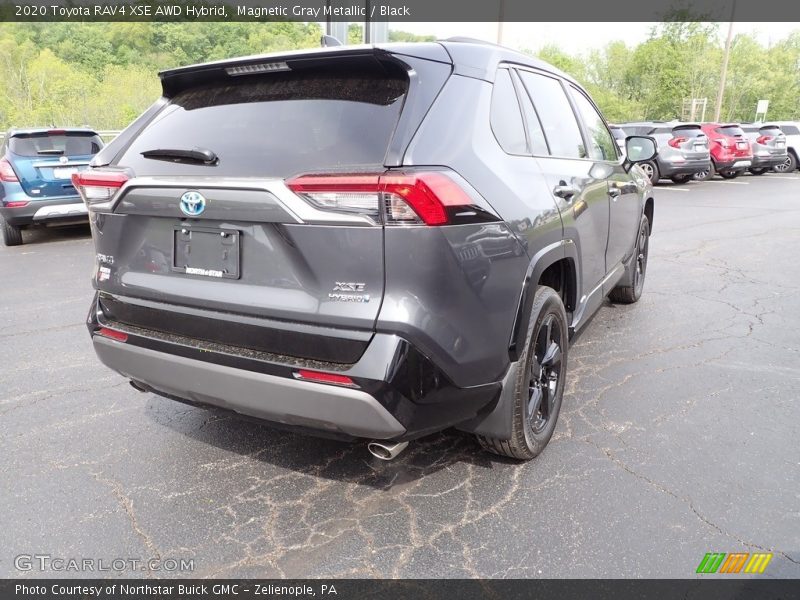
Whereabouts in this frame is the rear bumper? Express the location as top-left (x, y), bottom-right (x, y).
top-left (0, 197), bottom-right (87, 227)
top-left (714, 158), bottom-right (753, 171)
top-left (751, 154), bottom-right (786, 168)
top-left (94, 336), bottom-right (406, 439)
top-left (657, 158), bottom-right (710, 177)
top-left (87, 294), bottom-right (500, 441)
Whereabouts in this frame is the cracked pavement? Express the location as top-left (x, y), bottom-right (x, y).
top-left (1, 174), bottom-right (799, 578)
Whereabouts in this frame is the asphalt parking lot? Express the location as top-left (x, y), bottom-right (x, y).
top-left (2, 172), bottom-right (799, 579)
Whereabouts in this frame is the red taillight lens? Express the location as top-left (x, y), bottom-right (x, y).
top-left (756, 135), bottom-right (773, 144)
top-left (286, 172), bottom-right (477, 226)
top-left (668, 136), bottom-right (687, 148)
top-left (714, 138), bottom-right (731, 148)
top-left (0, 158), bottom-right (19, 182)
top-left (97, 327), bottom-right (128, 342)
top-left (5, 201), bottom-right (29, 208)
top-left (72, 171), bottom-right (129, 205)
top-left (294, 369), bottom-right (357, 388)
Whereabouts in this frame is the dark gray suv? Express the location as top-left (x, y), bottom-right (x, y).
top-left (76, 40), bottom-right (655, 461)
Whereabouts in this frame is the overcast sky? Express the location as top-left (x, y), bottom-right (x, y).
top-left (395, 22), bottom-right (800, 54)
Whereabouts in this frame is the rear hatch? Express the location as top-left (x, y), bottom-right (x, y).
top-left (716, 124), bottom-right (752, 158)
top-left (83, 51), bottom-right (449, 364)
top-left (669, 124), bottom-right (709, 159)
top-left (754, 125), bottom-right (787, 157)
top-left (7, 131), bottom-right (101, 199)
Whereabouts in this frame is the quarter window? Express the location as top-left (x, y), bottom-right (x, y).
top-left (490, 69), bottom-right (527, 155)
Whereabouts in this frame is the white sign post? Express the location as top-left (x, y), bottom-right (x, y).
top-left (755, 100), bottom-right (769, 122)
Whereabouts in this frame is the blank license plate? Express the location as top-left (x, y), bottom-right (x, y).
top-left (173, 227), bottom-right (240, 279)
top-left (53, 167), bottom-right (79, 180)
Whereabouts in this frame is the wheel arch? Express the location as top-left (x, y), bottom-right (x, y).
top-left (508, 240), bottom-right (579, 362)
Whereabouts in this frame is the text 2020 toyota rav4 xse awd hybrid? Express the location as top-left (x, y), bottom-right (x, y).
top-left (76, 41), bottom-right (655, 461)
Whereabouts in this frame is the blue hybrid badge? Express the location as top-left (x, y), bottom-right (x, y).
top-left (179, 191), bottom-right (206, 217)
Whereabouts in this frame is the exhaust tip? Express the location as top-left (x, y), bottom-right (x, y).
top-left (129, 380), bottom-right (147, 393)
top-left (367, 441), bottom-right (409, 461)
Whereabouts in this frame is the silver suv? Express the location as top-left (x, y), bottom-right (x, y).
top-left (620, 122), bottom-right (711, 184)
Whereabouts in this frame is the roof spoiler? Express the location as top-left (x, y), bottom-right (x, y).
top-left (158, 47), bottom-right (400, 98)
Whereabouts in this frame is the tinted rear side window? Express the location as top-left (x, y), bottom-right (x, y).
top-left (781, 125), bottom-right (799, 135)
top-left (490, 69), bottom-right (527, 155)
top-left (118, 69), bottom-right (407, 177)
top-left (518, 71), bottom-right (585, 159)
top-left (9, 133), bottom-right (103, 157)
top-left (717, 126), bottom-right (745, 137)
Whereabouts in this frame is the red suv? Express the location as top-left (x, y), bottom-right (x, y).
top-left (696, 123), bottom-right (754, 180)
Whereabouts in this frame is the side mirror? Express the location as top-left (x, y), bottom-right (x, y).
top-left (625, 135), bottom-right (657, 163)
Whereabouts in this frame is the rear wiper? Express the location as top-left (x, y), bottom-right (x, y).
top-left (140, 147), bottom-right (218, 165)
top-left (37, 149), bottom-right (64, 155)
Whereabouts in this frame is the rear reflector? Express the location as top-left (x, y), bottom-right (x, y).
top-left (4, 201), bottom-right (29, 208)
top-left (72, 171), bottom-right (129, 205)
top-left (0, 158), bottom-right (19, 182)
top-left (287, 172), bottom-right (477, 226)
top-left (294, 369), bottom-right (358, 388)
top-left (97, 327), bottom-right (128, 342)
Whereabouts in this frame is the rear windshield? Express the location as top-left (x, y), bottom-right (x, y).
top-left (118, 69), bottom-right (408, 177)
top-left (759, 126), bottom-right (784, 135)
top-left (9, 132), bottom-right (103, 157)
top-left (672, 126), bottom-right (705, 138)
top-left (716, 126), bottom-right (745, 137)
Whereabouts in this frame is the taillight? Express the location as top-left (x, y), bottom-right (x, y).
top-left (714, 138), bottom-right (730, 148)
top-left (294, 369), bottom-right (358, 388)
top-left (668, 136), bottom-right (687, 148)
top-left (72, 170), bottom-right (129, 208)
top-left (96, 327), bottom-right (128, 342)
top-left (286, 171), bottom-right (484, 226)
top-left (0, 158), bottom-right (19, 182)
top-left (756, 135), bottom-right (773, 144)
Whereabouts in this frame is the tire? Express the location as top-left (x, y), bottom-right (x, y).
top-left (638, 160), bottom-right (659, 185)
top-left (748, 167), bottom-right (767, 175)
top-left (773, 152), bottom-right (797, 173)
top-left (477, 286), bottom-right (568, 460)
top-left (609, 215), bottom-right (650, 304)
top-left (670, 174), bottom-right (692, 184)
top-left (1, 219), bottom-right (22, 246)
top-left (719, 169), bottom-right (740, 179)
top-left (694, 161), bottom-right (715, 181)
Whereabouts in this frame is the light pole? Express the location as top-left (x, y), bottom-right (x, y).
top-left (713, 0), bottom-right (736, 122)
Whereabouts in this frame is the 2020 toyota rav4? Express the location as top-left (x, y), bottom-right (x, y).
top-left (76, 41), bottom-right (656, 461)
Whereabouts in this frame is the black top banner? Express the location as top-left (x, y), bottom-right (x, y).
top-left (1, 0), bottom-right (798, 22)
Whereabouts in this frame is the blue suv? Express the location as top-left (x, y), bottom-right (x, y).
top-left (0, 128), bottom-right (103, 246)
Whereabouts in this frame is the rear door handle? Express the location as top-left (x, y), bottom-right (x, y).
top-left (553, 181), bottom-right (579, 200)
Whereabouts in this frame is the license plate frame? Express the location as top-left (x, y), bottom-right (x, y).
top-left (172, 226), bottom-right (241, 280)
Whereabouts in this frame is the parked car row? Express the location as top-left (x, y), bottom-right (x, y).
top-left (612, 120), bottom-right (799, 185)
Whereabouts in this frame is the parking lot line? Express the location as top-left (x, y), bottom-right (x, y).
top-left (764, 175), bottom-right (800, 180)
top-left (715, 180), bottom-right (750, 185)
top-left (655, 186), bottom-right (690, 192)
